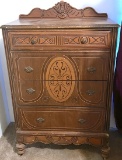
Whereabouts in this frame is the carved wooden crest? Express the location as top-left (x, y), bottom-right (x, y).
top-left (19, 1), bottom-right (107, 19)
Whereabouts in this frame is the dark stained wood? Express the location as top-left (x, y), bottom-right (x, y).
top-left (1, 1), bottom-right (119, 159)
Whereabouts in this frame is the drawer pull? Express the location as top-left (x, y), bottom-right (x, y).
top-left (36, 117), bottom-right (45, 123)
top-left (31, 39), bottom-right (37, 44)
top-left (81, 37), bottom-right (88, 44)
top-left (87, 67), bottom-right (96, 73)
top-left (86, 90), bottom-right (95, 96)
top-left (78, 119), bottom-right (86, 124)
top-left (26, 88), bottom-right (35, 94)
top-left (24, 66), bottom-right (33, 73)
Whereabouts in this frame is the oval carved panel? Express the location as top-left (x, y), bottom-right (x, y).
top-left (46, 57), bottom-right (75, 102)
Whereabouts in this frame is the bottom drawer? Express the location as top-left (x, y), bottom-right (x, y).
top-left (19, 108), bottom-right (105, 132)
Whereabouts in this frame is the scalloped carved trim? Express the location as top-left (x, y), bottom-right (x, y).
top-left (19, 1), bottom-right (107, 19)
top-left (17, 135), bottom-right (103, 147)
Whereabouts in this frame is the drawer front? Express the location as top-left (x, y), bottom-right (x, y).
top-left (15, 80), bottom-right (43, 103)
top-left (12, 52), bottom-right (109, 80)
top-left (11, 52), bottom-right (108, 107)
top-left (9, 30), bottom-right (111, 50)
top-left (14, 80), bottom-right (107, 107)
top-left (12, 53), bottom-right (48, 80)
top-left (19, 108), bottom-right (105, 132)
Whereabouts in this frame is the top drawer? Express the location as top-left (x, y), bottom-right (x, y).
top-left (9, 30), bottom-right (111, 50)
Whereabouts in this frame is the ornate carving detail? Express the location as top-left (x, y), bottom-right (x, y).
top-left (53, 1), bottom-right (72, 19)
top-left (14, 37), bottom-right (30, 44)
top-left (16, 134), bottom-right (108, 157)
top-left (16, 135), bottom-right (103, 147)
top-left (89, 36), bottom-right (105, 44)
top-left (12, 35), bottom-right (106, 47)
top-left (46, 57), bottom-right (75, 102)
top-left (39, 37), bottom-right (56, 44)
top-left (64, 36), bottom-right (106, 45)
top-left (19, 1), bottom-right (107, 19)
top-left (13, 36), bottom-right (56, 45)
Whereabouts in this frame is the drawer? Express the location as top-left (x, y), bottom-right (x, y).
top-left (19, 107), bottom-right (105, 132)
top-left (14, 80), bottom-right (43, 103)
top-left (14, 80), bottom-right (107, 107)
top-left (67, 54), bottom-right (109, 80)
top-left (12, 52), bottom-right (109, 81)
top-left (12, 53), bottom-right (48, 80)
top-left (9, 30), bottom-right (111, 50)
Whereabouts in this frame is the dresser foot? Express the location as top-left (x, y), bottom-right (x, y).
top-left (16, 143), bottom-right (25, 155)
top-left (101, 145), bottom-right (110, 160)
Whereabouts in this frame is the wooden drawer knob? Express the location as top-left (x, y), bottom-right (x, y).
top-left (31, 39), bottom-right (37, 44)
top-left (78, 119), bottom-right (86, 124)
top-left (87, 67), bottom-right (96, 73)
top-left (36, 117), bottom-right (45, 123)
top-left (81, 37), bottom-right (88, 44)
top-left (24, 66), bottom-right (34, 73)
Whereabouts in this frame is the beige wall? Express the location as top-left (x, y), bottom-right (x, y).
top-left (0, 38), bottom-right (10, 137)
top-left (0, 81), bottom-right (8, 137)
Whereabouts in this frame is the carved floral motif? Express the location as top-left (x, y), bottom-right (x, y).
top-left (54, 1), bottom-right (73, 19)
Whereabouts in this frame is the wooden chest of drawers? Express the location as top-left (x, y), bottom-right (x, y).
top-left (1, 1), bottom-right (119, 159)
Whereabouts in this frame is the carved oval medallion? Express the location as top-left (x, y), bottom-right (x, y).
top-left (46, 57), bottom-right (75, 102)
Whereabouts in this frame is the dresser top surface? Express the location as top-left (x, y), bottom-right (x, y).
top-left (1, 18), bottom-right (119, 29)
top-left (1, 1), bottom-right (119, 29)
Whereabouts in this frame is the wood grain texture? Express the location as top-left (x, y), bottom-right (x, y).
top-left (9, 30), bottom-right (111, 50)
top-left (18, 107), bottom-right (105, 131)
top-left (1, 2), bottom-right (118, 159)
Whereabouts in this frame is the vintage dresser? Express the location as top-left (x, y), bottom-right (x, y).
top-left (1, 1), bottom-right (119, 159)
